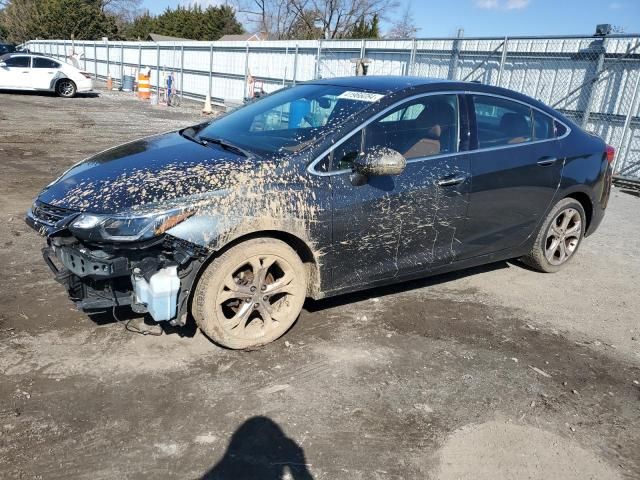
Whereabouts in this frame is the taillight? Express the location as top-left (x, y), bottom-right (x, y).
top-left (605, 144), bottom-right (615, 164)
top-left (80, 72), bottom-right (92, 79)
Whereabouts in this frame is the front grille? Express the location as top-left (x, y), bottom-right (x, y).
top-left (32, 201), bottom-right (76, 226)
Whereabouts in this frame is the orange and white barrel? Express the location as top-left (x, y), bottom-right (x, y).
top-left (137, 73), bottom-right (151, 100)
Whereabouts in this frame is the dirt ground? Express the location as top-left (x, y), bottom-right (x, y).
top-left (0, 88), bottom-right (639, 480)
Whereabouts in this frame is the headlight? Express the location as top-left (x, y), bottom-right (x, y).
top-left (69, 208), bottom-right (194, 242)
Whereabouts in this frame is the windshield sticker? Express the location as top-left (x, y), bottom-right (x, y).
top-left (337, 91), bottom-right (385, 102)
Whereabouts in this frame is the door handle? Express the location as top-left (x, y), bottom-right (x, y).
top-left (436, 175), bottom-right (467, 187)
top-left (21, 71), bottom-right (29, 73)
top-left (537, 157), bottom-right (558, 166)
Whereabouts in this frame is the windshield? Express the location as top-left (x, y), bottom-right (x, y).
top-left (196, 84), bottom-right (384, 157)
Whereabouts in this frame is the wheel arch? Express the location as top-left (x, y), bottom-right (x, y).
top-left (190, 229), bottom-right (324, 300)
top-left (49, 72), bottom-right (69, 90)
top-left (563, 190), bottom-right (593, 234)
top-left (54, 76), bottom-right (76, 96)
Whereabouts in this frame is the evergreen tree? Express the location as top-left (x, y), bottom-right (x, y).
top-left (123, 5), bottom-right (243, 41)
top-left (36, 0), bottom-right (117, 40)
top-left (0, 21), bottom-right (8, 41)
top-left (1, 0), bottom-right (118, 42)
top-left (122, 10), bottom-right (154, 40)
top-left (0, 1), bottom-right (243, 42)
top-left (348, 14), bottom-right (380, 39)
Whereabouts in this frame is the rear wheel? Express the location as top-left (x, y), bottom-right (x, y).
top-left (521, 198), bottom-right (586, 273)
top-left (192, 238), bottom-right (307, 349)
top-left (56, 79), bottom-right (77, 98)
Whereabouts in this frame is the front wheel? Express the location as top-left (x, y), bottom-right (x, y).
top-left (521, 197), bottom-right (586, 273)
top-left (56, 79), bottom-right (77, 98)
top-left (192, 238), bottom-right (307, 349)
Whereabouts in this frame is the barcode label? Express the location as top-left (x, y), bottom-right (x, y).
top-left (337, 91), bottom-right (385, 102)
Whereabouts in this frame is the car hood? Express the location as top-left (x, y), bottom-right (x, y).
top-left (38, 131), bottom-right (259, 214)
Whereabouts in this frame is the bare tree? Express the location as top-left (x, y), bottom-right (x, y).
top-left (386, 2), bottom-right (419, 39)
top-left (235, 0), bottom-right (397, 40)
top-left (236, 0), bottom-right (301, 39)
top-left (100, 0), bottom-right (143, 23)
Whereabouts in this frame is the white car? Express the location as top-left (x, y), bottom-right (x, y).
top-left (0, 53), bottom-right (93, 98)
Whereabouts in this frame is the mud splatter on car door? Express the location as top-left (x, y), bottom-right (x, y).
top-left (328, 93), bottom-right (471, 289)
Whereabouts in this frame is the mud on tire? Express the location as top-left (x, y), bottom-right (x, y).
top-left (192, 237), bottom-right (307, 349)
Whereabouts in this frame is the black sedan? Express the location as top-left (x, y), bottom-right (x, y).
top-left (26, 76), bottom-right (613, 349)
top-left (0, 43), bottom-right (16, 55)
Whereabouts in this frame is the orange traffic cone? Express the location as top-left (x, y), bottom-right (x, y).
top-left (106, 75), bottom-right (113, 91)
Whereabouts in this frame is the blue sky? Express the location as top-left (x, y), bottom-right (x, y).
top-left (142, 0), bottom-right (640, 37)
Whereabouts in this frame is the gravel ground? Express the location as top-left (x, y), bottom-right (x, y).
top-left (0, 88), bottom-right (639, 480)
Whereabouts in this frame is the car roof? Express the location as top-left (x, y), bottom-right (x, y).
top-left (306, 75), bottom-right (530, 97)
top-left (306, 75), bottom-right (454, 93)
top-left (1, 52), bottom-right (60, 61)
top-left (1, 52), bottom-right (29, 59)
top-left (305, 75), bottom-right (565, 118)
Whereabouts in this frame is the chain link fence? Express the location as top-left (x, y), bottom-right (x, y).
top-left (26, 33), bottom-right (640, 180)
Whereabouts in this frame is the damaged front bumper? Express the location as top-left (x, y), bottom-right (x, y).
top-left (26, 201), bottom-right (208, 325)
top-left (38, 234), bottom-right (204, 325)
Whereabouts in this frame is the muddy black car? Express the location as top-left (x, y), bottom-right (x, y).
top-left (26, 76), bottom-right (613, 349)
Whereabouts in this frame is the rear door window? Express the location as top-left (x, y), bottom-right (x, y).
top-left (33, 57), bottom-right (60, 69)
top-left (473, 95), bottom-right (532, 148)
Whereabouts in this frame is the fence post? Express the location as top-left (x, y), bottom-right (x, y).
top-left (315, 40), bottom-right (323, 79)
top-left (137, 44), bottom-right (142, 73)
top-left (208, 43), bottom-right (214, 98)
top-left (180, 44), bottom-right (184, 101)
top-left (156, 44), bottom-right (160, 99)
top-left (94, 42), bottom-right (97, 78)
top-left (449, 28), bottom-right (464, 80)
top-left (496, 36), bottom-right (509, 87)
top-left (120, 43), bottom-right (124, 86)
top-left (408, 38), bottom-right (417, 76)
top-left (293, 44), bottom-right (299, 85)
top-left (106, 40), bottom-right (110, 77)
top-left (243, 43), bottom-right (250, 100)
top-left (614, 72), bottom-right (640, 173)
top-left (283, 46), bottom-right (289, 85)
top-left (582, 35), bottom-right (607, 128)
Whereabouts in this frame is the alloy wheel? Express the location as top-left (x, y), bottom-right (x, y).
top-left (544, 207), bottom-right (582, 266)
top-left (57, 80), bottom-right (75, 97)
top-left (216, 254), bottom-right (299, 340)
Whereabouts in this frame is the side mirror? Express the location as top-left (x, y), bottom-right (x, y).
top-left (0, 62), bottom-right (7, 68)
top-left (353, 147), bottom-right (407, 177)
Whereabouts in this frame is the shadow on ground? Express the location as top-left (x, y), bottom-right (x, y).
top-left (202, 416), bottom-right (313, 480)
top-left (0, 89), bottom-right (100, 98)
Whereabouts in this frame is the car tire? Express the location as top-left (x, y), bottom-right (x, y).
top-left (56, 79), bottom-right (77, 98)
top-left (192, 238), bottom-right (307, 349)
top-left (521, 197), bottom-right (586, 273)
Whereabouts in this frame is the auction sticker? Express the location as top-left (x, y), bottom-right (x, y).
top-left (337, 91), bottom-right (385, 102)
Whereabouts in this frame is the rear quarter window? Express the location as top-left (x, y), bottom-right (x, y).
top-left (554, 120), bottom-right (568, 137)
top-left (533, 110), bottom-right (556, 140)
